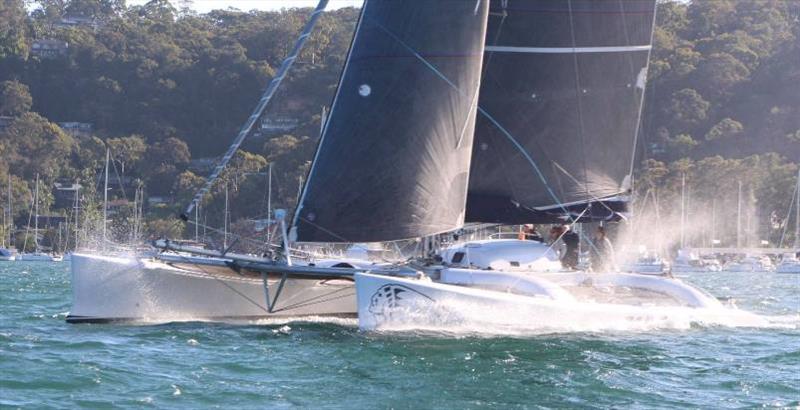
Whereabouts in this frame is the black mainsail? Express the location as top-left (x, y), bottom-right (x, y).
top-left (293, 0), bottom-right (490, 242)
top-left (466, 0), bottom-right (657, 224)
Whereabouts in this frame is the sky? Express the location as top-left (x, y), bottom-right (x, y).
top-left (127, 0), bottom-right (363, 13)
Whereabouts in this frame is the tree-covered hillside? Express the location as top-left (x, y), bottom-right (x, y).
top-left (0, 0), bottom-right (798, 250)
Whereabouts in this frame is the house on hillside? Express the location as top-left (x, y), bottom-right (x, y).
top-left (31, 39), bottom-right (68, 59)
top-left (55, 15), bottom-right (101, 29)
top-left (52, 182), bottom-right (81, 210)
top-left (58, 122), bottom-right (93, 138)
top-left (260, 117), bottom-right (300, 135)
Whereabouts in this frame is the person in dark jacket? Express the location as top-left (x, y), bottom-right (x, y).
top-left (561, 228), bottom-right (580, 269)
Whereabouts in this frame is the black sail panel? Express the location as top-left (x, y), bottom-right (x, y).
top-left (467, 0), bottom-right (656, 224)
top-left (293, 0), bottom-right (489, 242)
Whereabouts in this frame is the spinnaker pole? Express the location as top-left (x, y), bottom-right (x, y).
top-left (181, 0), bottom-right (330, 219)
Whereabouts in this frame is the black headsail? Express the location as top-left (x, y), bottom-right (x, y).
top-left (466, 0), bottom-right (657, 224)
top-left (292, 0), bottom-right (490, 243)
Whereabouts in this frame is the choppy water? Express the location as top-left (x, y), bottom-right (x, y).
top-left (1, 262), bottom-right (798, 409)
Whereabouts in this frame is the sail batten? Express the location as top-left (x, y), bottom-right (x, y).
top-left (293, 0), bottom-right (490, 243)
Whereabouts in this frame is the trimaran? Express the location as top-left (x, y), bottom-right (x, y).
top-left (69, 0), bottom-right (766, 329)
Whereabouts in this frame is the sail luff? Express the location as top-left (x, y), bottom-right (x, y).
top-left (292, 0), bottom-right (370, 237)
top-left (627, 0), bottom-right (659, 181)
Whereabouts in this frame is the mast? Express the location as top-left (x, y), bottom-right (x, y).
top-left (33, 174), bottom-right (39, 252)
top-left (103, 148), bottom-right (110, 245)
top-left (5, 174), bottom-right (10, 248)
top-left (266, 162), bottom-right (272, 244)
top-left (710, 198), bottom-right (716, 249)
top-left (194, 203), bottom-right (199, 243)
top-left (680, 172), bottom-right (686, 249)
top-left (792, 171), bottom-right (799, 249)
top-left (737, 179), bottom-right (742, 248)
top-left (74, 184), bottom-right (79, 251)
top-left (223, 183), bottom-right (229, 249)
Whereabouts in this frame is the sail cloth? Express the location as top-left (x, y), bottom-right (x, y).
top-left (466, 0), bottom-right (657, 224)
top-left (293, 0), bottom-right (490, 242)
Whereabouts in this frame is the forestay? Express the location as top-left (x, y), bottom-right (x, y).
top-left (466, 0), bottom-right (657, 224)
top-left (293, 0), bottom-right (490, 242)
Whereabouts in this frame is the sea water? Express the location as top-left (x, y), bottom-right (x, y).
top-left (1, 262), bottom-right (798, 408)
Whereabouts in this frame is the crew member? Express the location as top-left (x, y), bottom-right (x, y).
top-left (561, 227), bottom-right (580, 269)
top-left (590, 226), bottom-right (616, 272)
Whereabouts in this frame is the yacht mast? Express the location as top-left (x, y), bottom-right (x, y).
top-left (737, 180), bottom-right (742, 248)
top-left (795, 169), bottom-right (799, 249)
top-left (33, 174), bottom-right (39, 252)
top-left (194, 202), bottom-right (199, 242)
top-left (710, 198), bottom-right (716, 249)
top-left (680, 172), bottom-right (686, 249)
top-left (74, 184), bottom-right (79, 251)
top-left (223, 183), bottom-right (229, 249)
top-left (103, 148), bottom-right (110, 245)
top-left (6, 174), bottom-right (11, 248)
top-left (266, 162), bottom-right (272, 244)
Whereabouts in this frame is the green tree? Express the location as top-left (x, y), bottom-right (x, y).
top-left (704, 118), bottom-right (744, 141)
top-left (0, 80), bottom-right (33, 116)
top-left (172, 170), bottom-right (204, 206)
top-left (0, 0), bottom-right (28, 59)
top-left (107, 134), bottom-right (147, 177)
top-left (667, 134), bottom-right (699, 156)
top-left (667, 88), bottom-right (710, 125)
top-left (145, 137), bottom-right (191, 168)
top-left (1, 112), bottom-right (75, 181)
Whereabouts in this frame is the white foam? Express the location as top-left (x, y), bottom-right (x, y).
top-left (370, 297), bottom-right (797, 337)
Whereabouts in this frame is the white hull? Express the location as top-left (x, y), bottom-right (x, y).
top-left (0, 256), bottom-right (15, 261)
top-left (671, 264), bottom-right (721, 273)
top-left (68, 253), bottom-right (356, 323)
top-left (723, 264), bottom-right (773, 272)
top-left (619, 263), bottom-right (666, 275)
top-left (354, 269), bottom-right (766, 331)
top-left (776, 263), bottom-right (800, 274)
top-left (17, 253), bottom-right (62, 262)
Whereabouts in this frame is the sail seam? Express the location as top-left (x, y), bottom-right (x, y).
top-left (484, 45), bottom-right (651, 53)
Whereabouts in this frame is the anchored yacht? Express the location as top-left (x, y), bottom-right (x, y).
top-left (775, 253), bottom-right (800, 274)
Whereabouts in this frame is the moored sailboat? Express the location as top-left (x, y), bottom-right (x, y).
top-left (17, 174), bottom-right (62, 262)
top-left (776, 169), bottom-right (800, 273)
